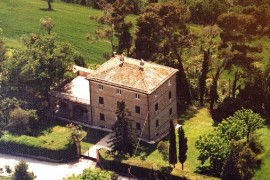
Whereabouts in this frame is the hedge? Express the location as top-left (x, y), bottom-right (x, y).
top-left (0, 140), bottom-right (77, 162)
top-left (98, 148), bottom-right (219, 180)
top-left (97, 149), bottom-right (187, 180)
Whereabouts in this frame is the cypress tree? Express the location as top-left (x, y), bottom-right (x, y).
top-left (109, 101), bottom-right (137, 156)
top-left (169, 120), bottom-right (177, 168)
top-left (178, 126), bottom-right (188, 170)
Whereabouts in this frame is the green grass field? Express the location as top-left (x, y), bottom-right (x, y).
top-left (0, 125), bottom-right (107, 152)
top-left (0, 0), bottom-right (112, 64)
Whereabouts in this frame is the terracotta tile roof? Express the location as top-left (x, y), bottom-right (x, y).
top-left (87, 56), bottom-right (178, 94)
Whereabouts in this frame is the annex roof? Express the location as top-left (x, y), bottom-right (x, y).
top-left (87, 56), bottom-right (178, 94)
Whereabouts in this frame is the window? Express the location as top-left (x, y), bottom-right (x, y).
top-left (100, 113), bottom-right (105, 121)
top-left (98, 84), bottom-right (103, 90)
top-left (169, 91), bottom-right (172, 99)
top-left (135, 105), bottom-right (140, 114)
top-left (156, 119), bottom-right (159, 128)
top-left (116, 89), bottom-right (121, 95)
top-left (169, 108), bottom-right (172, 115)
top-left (135, 93), bottom-right (140, 99)
top-left (154, 92), bottom-right (158, 98)
top-left (155, 103), bottom-right (159, 111)
top-left (99, 97), bottom-right (104, 104)
top-left (136, 123), bottom-right (141, 130)
top-left (168, 79), bottom-right (171, 86)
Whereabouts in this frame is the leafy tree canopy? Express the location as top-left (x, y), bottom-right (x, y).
top-left (196, 109), bottom-right (265, 176)
top-left (1, 34), bottom-right (77, 112)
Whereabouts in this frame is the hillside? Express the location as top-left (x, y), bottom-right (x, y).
top-left (0, 0), bottom-right (111, 63)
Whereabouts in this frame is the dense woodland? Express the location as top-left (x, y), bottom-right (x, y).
top-left (0, 0), bottom-right (270, 179)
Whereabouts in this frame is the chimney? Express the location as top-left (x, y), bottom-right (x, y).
top-left (119, 55), bottom-right (124, 66)
top-left (139, 59), bottom-right (145, 71)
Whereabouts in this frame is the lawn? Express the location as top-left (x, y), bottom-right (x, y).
top-left (119, 108), bottom-right (215, 177)
top-left (253, 126), bottom-right (270, 179)
top-left (0, 124), bottom-right (107, 152)
top-left (0, 0), bottom-right (111, 64)
top-left (117, 107), bottom-right (270, 178)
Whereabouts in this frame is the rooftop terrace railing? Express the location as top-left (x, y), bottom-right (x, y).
top-left (51, 90), bottom-right (90, 105)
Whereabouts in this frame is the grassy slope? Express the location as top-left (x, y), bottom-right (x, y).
top-left (0, 0), bottom-right (111, 63)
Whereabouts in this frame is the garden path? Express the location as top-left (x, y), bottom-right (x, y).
top-left (84, 133), bottom-right (113, 159)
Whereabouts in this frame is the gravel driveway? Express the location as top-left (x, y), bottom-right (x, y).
top-left (0, 153), bottom-right (96, 180)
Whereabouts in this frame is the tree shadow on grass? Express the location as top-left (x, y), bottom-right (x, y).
top-left (178, 106), bottom-right (200, 125)
top-left (39, 8), bottom-right (56, 12)
top-left (195, 165), bottom-right (220, 178)
top-left (81, 127), bottom-right (108, 145)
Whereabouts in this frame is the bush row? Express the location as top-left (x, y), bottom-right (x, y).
top-left (98, 148), bottom-right (187, 180)
top-left (0, 140), bottom-right (77, 162)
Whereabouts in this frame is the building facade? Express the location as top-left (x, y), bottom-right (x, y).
top-left (51, 56), bottom-right (178, 142)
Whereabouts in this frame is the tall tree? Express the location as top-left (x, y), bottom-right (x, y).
top-left (135, 2), bottom-right (193, 104)
top-left (169, 120), bottom-right (177, 168)
top-left (197, 25), bottom-right (222, 106)
top-left (87, 0), bottom-right (132, 56)
top-left (109, 101), bottom-right (137, 156)
top-left (178, 126), bottom-right (187, 170)
top-left (217, 12), bottom-right (260, 99)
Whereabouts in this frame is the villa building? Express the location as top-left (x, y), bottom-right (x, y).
top-left (50, 56), bottom-right (178, 142)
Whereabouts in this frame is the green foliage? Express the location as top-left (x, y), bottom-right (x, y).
top-left (196, 109), bottom-right (265, 176)
top-left (238, 145), bottom-right (258, 179)
top-left (212, 97), bottom-right (243, 122)
top-left (0, 98), bottom-right (20, 128)
top-left (221, 141), bottom-right (242, 180)
top-left (178, 126), bottom-right (187, 170)
top-left (12, 160), bottom-right (36, 180)
top-left (157, 141), bottom-right (169, 162)
top-left (228, 109), bottom-right (265, 141)
top-left (109, 101), bottom-right (137, 156)
top-left (7, 108), bottom-right (38, 135)
top-left (135, 1), bottom-right (192, 103)
top-left (66, 123), bottom-right (84, 157)
top-left (169, 120), bottom-right (177, 167)
top-left (188, 0), bottom-right (230, 25)
top-left (64, 168), bottom-right (117, 180)
top-left (88, 0), bottom-right (133, 56)
top-left (39, 16), bottom-right (55, 35)
top-left (1, 34), bottom-right (77, 113)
